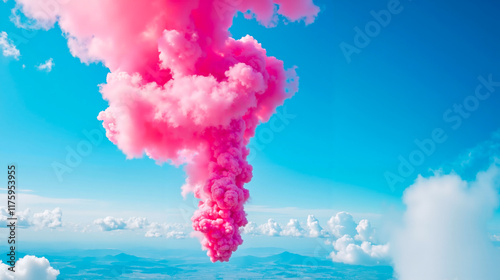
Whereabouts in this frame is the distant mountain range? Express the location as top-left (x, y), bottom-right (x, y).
top-left (1, 247), bottom-right (395, 279)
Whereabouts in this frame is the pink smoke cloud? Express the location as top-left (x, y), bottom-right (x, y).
top-left (13, 0), bottom-right (319, 261)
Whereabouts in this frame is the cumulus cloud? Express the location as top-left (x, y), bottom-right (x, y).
top-left (306, 215), bottom-right (327, 237)
top-left (0, 31), bottom-right (20, 59)
top-left (94, 216), bottom-right (148, 231)
top-left (242, 212), bottom-right (389, 265)
top-left (355, 219), bottom-right (377, 243)
top-left (0, 207), bottom-right (62, 229)
top-left (391, 165), bottom-right (500, 280)
top-left (329, 235), bottom-right (390, 266)
top-left (324, 212), bottom-right (389, 266)
top-left (327, 211), bottom-right (357, 238)
top-left (281, 219), bottom-right (306, 237)
top-left (94, 216), bottom-right (187, 238)
top-left (0, 255), bottom-right (59, 280)
top-left (144, 222), bottom-right (187, 239)
top-left (32, 208), bottom-right (62, 228)
top-left (35, 58), bottom-right (54, 72)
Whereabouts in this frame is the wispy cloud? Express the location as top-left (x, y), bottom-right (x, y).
top-left (448, 128), bottom-right (500, 171)
top-left (0, 31), bottom-right (20, 59)
top-left (36, 58), bottom-right (54, 72)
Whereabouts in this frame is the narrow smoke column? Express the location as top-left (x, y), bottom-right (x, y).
top-left (192, 119), bottom-right (252, 261)
top-left (13, 0), bottom-right (319, 261)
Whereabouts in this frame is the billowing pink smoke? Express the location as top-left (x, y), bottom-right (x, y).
top-left (14, 0), bottom-right (319, 261)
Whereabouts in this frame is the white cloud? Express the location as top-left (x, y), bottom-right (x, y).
top-left (242, 221), bottom-right (259, 235)
top-left (144, 222), bottom-right (186, 239)
top-left (258, 219), bottom-right (282, 236)
top-left (32, 208), bottom-right (62, 228)
top-left (0, 255), bottom-right (59, 280)
top-left (326, 213), bottom-right (389, 266)
top-left (0, 31), bottom-right (20, 59)
top-left (306, 215), bottom-right (326, 237)
top-left (243, 219), bottom-right (283, 236)
top-left (329, 235), bottom-right (390, 266)
top-left (94, 216), bottom-right (187, 238)
top-left (355, 219), bottom-right (376, 243)
top-left (94, 216), bottom-right (133, 231)
top-left (281, 219), bottom-right (306, 237)
top-left (241, 213), bottom-right (389, 266)
top-left (0, 207), bottom-right (62, 229)
top-left (36, 58), bottom-right (54, 72)
top-left (327, 211), bottom-right (357, 238)
top-left (391, 165), bottom-right (500, 280)
top-left (125, 216), bottom-right (148, 230)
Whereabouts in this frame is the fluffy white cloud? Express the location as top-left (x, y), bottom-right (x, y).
top-left (0, 31), bottom-right (20, 59)
top-left (144, 222), bottom-right (186, 239)
top-left (355, 219), bottom-right (376, 242)
top-left (391, 165), bottom-right (500, 280)
top-left (242, 213), bottom-right (389, 266)
top-left (327, 211), bottom-right (357, 238)
top-left (35, 58), bottom-right (54, 72)
top-left (125, 216), bottom-right (148, 230)
top-left (32, 208), bottom-right (62, 228)
top-left (0, 208), bottom-right (62, 229)
top-left (281, 219), bottom-right (306, 237)
top-left (329, 235), bottom-right (390, 266)
top-left (243, 219), bottom-right (282, 236)
top-left (94, 216), bottom-right (126, 231)
top-left (242, 221), bottom-right (259, 235)
top-left (325, 212), bottom-right (388, 266)
top-left (306, 215), bottom-right (326, 237)
top-left (259, 219), bottom-right (282, 236)
top-left (94, 216), bottom-right (148, 231)
top-left (0, 255), bottom-right (59, 280)
top-left (94, 216), bottom-right (187, 238)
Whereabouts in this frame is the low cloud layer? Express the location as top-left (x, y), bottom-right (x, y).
top-left (94, 216), bottom-right (187, 239)
top-left (243, 213), bottom-right (389, 266)
top-left (93, 216), bottom-right (147, 231)
top-left (0, 255), bottom-right (59, 280)
top-left (0, 207), bottom-right (62, 229)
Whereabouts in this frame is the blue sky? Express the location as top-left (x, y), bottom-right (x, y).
top-left (1, 0), bottom-right (500, 277)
